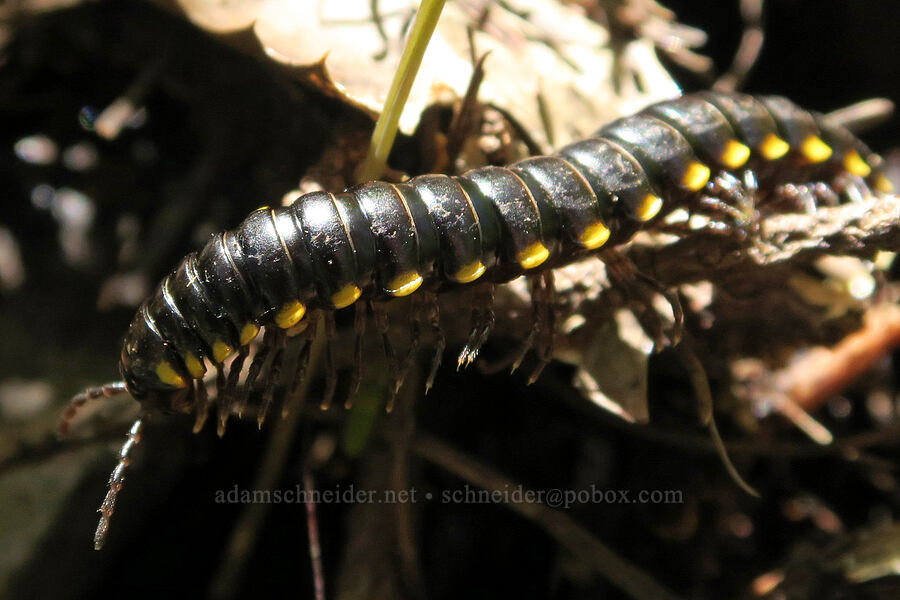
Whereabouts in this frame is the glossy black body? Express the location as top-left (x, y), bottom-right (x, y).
top-left (119, 92), bottom-right (887, 402)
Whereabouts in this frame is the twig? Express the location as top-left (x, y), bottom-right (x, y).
top-left (630, 195), bottom-right (900, 288)
top-left (823, 98), bottom-right (895, 133)
top-left (390, 374), bottom-right (426, 599)
top-left (444, 50), bottom-right (490, 174)
top-left (677, 339), bottom-right (760, 497)
top-left (578, 408), bottom-right (900, 462)
top-left (713, 0), bottom-right (765, 92)
top-left (759, 303), bottom-right (900, 414)
top-left (303, 467), bottom-right (326, 600)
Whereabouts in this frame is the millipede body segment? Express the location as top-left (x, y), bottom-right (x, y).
top-left (72, 91), bottom-right (891, 548)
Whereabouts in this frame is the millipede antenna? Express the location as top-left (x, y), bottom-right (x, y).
top-left (94, 417), bottom-right (144, 550)
top-left (58, 381), bottom-right (128, 436)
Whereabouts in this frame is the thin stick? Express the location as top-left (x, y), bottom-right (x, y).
top-left (824, 96), bottom-right (895, 133)
top-left (713, 0), bottom-right (764, 92)
top-left (93, 56), bottom-right (166, 140)
top-left (303, 468), bottom-right (326, 600)
top-left (390, 371), bottom-right (426, 599)
top-left (413, 435), bottom-right (685, 600)
top-left (677, 340), bottom-right (760, 498)
top-left (359, 0), bottom-right (447, 182)
top-left (444, 50), bottom-right (490, 173)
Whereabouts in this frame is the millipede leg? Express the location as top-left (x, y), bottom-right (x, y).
top-left (511, 275), bottom-right (543, 374)
top-left (836, 173), bottom-right (868, 204)
top-left (474, 285), bottom-right (496, 357)
top-left (58, 381), bottom-right (128, 436)
top-left (192, 379), bottom-right (210, 434)
top-left (225, 346), bottom-right (249, 418)
top-left (396, 295), bottom-right (424, 397)
top-left (604, 250), bottom-right (665, 348)
top-left (214, 365), bottom-right (227, 437)
top-left (344, 302), bottom-right (369, 409)
top-left (371, 300), bottom-right (401, 412)
top-left (320, 311), bottom-right (338, 411)
top-left (424, 292), bottom-right (445, 394)
top-left (602, 249), bottom-right (680, 350)
top-left (258, 331), bottom-right (286, 429)
top-left (457, 282), bottom-right (495, 369)
top-left (285, 316), bottom-right (317, 417)
top-left (696, 195), bottom-right (754, 225)
top-left (656, 221), bottom-right (735, 238)
top-left (241, 329), bottom-right (276, 417)
top-left (811, 181), bottom-right (840, 207)
top-left (458, 298), bottom-right (482, 370)
top-left (701, 172), bottom-right (757, 221)
top-left (690, 171), bottom-right (764, 242)
top-left (775, 180), bottom-right (842, 214)
top-left (94, 417), bottom-right (144, 550)
top-left (528, 271), bottom-right (557, 385)
top-left (635, 271), bottom-right (685, 346)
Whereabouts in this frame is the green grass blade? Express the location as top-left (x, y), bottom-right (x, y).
top-left (359, 0), bottom-right (447, 183)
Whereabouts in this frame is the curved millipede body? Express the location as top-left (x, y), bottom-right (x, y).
top-left (68, 91), bottom-right (892, 548)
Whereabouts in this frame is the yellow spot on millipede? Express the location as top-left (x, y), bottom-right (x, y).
top-left (155, 361), bottom-right (187, 388)
top-left (387, 271), bottom-right (424, 296)
top-left (682, 161), bottom-right (711, 191)
top-left (517, 242), bottom-right (550, 269)
top-left (579, 221), bottom-right (610, 250)
top-left (800, 135), bottom-right (832, 163)
top-left (331, 284), bottom-right (362, 308)
top-left (240, 322), bottom-right (260, 345)
top-left (274, 300), bottom-right (306, 328)
top-left (875, 174), bottom-right (895, 193)
top-left (453, 261), bottom-right (486, 283)
top-left (843, 150), bottom-right (871, 177)
top-left (635, 194), bottom-right (663, 221)
top-left (213, 340), bottom-right (234, 363)
top-left (720, 140), bottom-right (751, 169)
top-left (184, 353), bottom-right (206, 379)
top-left (760, 133), bottom-right (790, 160)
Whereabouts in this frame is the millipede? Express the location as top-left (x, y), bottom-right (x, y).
top-left (61, 91), bottom-right (893, 549)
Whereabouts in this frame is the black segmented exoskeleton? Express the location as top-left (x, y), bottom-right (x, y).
top-left (62, 91), bottom-right (892, 549)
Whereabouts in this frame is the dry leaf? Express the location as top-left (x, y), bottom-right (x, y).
top-left (176, 0), bottom-right (681, 149)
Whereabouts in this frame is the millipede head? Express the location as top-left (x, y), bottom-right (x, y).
top-left (123, 373), bottom-right (191, 417)
top-left (119, 318), bottom-right (196, 417)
